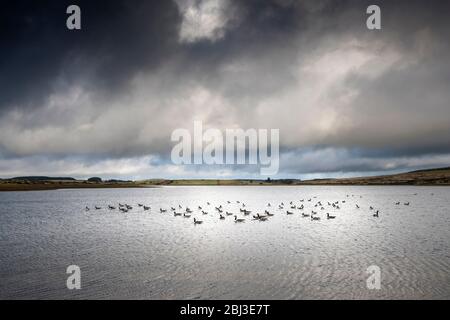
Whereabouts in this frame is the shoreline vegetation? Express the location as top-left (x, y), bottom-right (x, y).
top-left (0, 167), bottom-right (449, 192)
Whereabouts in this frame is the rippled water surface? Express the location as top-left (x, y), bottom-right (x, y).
top-left (0, 186), bottom-right (449, 299)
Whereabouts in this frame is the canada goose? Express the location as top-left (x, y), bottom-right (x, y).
top-left (202, 210), bottom-right (208, 215)
top-left (373, 210), bottom-right (379, 218)
top-left (395, 202), bottom-right (400, 205)
top-left (143, 206), bottom-right (150, 211)
top-left (85, 206), bottom-right (90, 211)
top-left (108, 205), bottom-right (116, 210)
top-left (404, 202), bottom-right (410, 206)
top-left (243, 210), bottom-right (251, 215)
top-left (311, 215), bottom-right (320, 221)
top-left (219, 214), bottom-right (225, 220)
top-left (194, 218), bottom-right (203, 224)
top-left (369, 206), bottom-right (374, 210)
top-left (171, 207), bottom-right (176, 211)
top-left (126, 205), bottom-right (133, 210)
top-left (356, 204), bottom-right (360, 209)
top-left (95, 206), bottom-right (101, 210)
top-left (302, 212), bottom-right (310, 217)
top-left (266, 212), bottom-right (274, 216)
top-left (160, 208), bottom-right (167, 213)
top-left (234, 216), bottom-right (245, 223)
top-left (186, 208), bottom-right (193, 213)
top-left (326, 213), bottom-right (336, 219)
top-left (226, 211), bottom-right (233, 216)
top-left (174, 212), bottom-right (182, 216)
top-left (183, 213), bottom-right (191, 218)
top-left (286, 211), bottom-right (294, 215)
top-left (138, 204), bottom-right (143, 207)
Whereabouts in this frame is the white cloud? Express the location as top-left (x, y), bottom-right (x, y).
top-left (176, 0), bottom-right (234, 43)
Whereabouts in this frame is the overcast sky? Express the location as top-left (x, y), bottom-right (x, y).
top-left (1, 0), bottom-right (449, 179)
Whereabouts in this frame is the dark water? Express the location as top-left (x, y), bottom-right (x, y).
top-left (0, 186), bottom-right (449, 299)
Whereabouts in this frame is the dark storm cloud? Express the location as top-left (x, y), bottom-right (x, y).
top-left (0, 0), bottom-right (181, 113)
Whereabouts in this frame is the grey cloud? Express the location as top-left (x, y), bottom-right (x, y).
top-left (0, 0), bottom-right (449, 178)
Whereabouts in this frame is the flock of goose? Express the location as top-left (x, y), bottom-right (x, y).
top-left (84, 194), bottom-right (413, 225)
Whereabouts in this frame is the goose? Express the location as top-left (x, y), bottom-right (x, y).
top-left (267, 203), bottom-right (271, 207)
top-left (183, 213), bottom-right (191, 218)
top-left (301, 212), bottom-right (310, 218)
top-left (198, 206), bottom-right (202, 210)
top-left (311, 215), bottom-right (321, 221)
top-left (207, 202), bottom-right (211, 205)
top-left (95, 206), bottom-right (102, 210)
top-left (219, 214), bottom-right (225, 220)
top-left (160, 208), bottom-right (167, 213)
top-left (234, 216), bottom-right (245, 223)
top-left (171, 207), bottom-right (176, 211)
top-left (108, 205), bottom-right (116, 210)
top-left (286, 211), bottom-right (294, 215)
top-left (404, 202), bottom-right (410, 206)
top-left (227, 201), bottom-right (231, 204)
top-left (138, 204), bottom-right (143, 207)
top-left (186, 208), bottom-right (193, 213)
top-left (373, 210), bottom-right (379, 218)
top-left (202, 210), bottom-right (208, 215)
top-left (369, 206), bottom-right (374, 210)
top-left (356, 204), bottom-right (360, 209)
top-left (226, 211), bottom-right (233, 216)
top-left (143, 206), bottom-right (150, 211)
top-left (395, 202), bottom-right (400, 205)
top-left (85, 206), bottom-right (90, 211)
top-left (193, 218), bottom-right (203, 225)
top-left (179, 205), bottom-right (182, 209)
top-left (326, 213), bottom-right (336, 219)
top-left (266, 212), bottom-right (274, 216)
top-left (174, 212), bottom-right (182, 216)
top-left (126, 205), bottom-right (133, 210)
top-left (242, 210), bottom-right (251, 215)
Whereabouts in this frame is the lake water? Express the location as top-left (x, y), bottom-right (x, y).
top-left (0, 186), bottom-right (449, 300)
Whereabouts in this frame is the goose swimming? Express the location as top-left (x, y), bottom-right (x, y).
top-left (193, 218), bottom-right (203, 224)
top-left (234, 216), bottom-right (245, 223)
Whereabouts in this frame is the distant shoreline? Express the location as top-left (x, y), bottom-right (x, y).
top-left (1, 167), bottom-right (449, 191)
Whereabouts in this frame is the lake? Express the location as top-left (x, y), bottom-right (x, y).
top-left (0, 186), bottom-right (449, 299)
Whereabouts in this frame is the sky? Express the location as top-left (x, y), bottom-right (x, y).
top-left (0, 0), bottom-right (449, 180)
